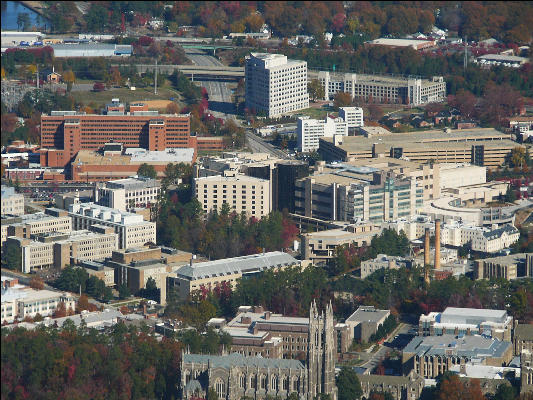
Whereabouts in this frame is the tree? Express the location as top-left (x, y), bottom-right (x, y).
top-left (436, 374), bottom-right (486, 400)
top-left (118, 284), bottom-right (131, 300)
top-left (63, 70), bottom-right (75, 92)
top-left (2, 241), bottom-right (22, 271)
top-left (29, 276), bottom-right (45, 290)
top-left (368, 104), bottom-right (384, 121)
top-left (493, 384), bottom-right (516, 400)
top-left (165, 102), bottom-right (180, 114)
top-left (308, 79), bottom-right (325, 102)
top-left (137, 163), bottom-right (157, 179)
top-left (77, 294), bottom-right (91, 312)
top-left (336, 366), bottom-right (362, 400)
top-left (207, 387), bottom-right (218, 400)
top-left (17, 13), bottom-right (31, 31)
top-left (334, 92), bottom-right (352, 108)
top-left (510, 147), bottom-right (526, 168)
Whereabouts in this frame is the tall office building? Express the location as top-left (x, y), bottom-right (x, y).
top-left (245, 53), bottom-right (309, 118)
top-left (297, 116), bottom-right (348, 153)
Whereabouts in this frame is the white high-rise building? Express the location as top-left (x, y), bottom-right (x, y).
top-left (339, 107), bottom-right (364, 129)
top-left (297, 116), bottom-right (348, 152)
top-left (245, 53), bottom-right (309, 118)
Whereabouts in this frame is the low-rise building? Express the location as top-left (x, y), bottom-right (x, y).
top-left (514, 324), bottom-right (533, 356)
top-left (441, 222), bottom-right (520, 253)
top-left (318, 128), bottom-right (521, 167)
top-left (402, 334), bottom-right (513, 378)
top-left (300, 222), bottom-right (382, 263)
top-left (81, 261), bottom-right (116, 287)
top-left (168, 252), bottom-right (299, 300)
top-left (448, 363), bottom-right (517, 397)
top-left (5, 227), bottom-right (118, 273)
top-left (418, 307), bottom-right (513, 341)
top-left (1, 186), bottom-right (24, 216)
top-left (358, 373), bottom-right (425, 400)
top-left (194, 174), bottom-right (272, 220)
top-left (2, 209), bottom-right (72, 246)
top-left (476, 253), bottom-right (533, 280)
top-left (360, 254), bottom-right (413, 279)
top-left (1, 277), bottom-right (76, 323)
top-left (95, 176), bottom-right (161, 211)
top-left (345, 306), bottom-right (390, 343)
top-left (68, 203), bottom-right (156, 249)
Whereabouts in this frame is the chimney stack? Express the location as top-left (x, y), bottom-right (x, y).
top-left (434, 219), bottom-right (441, 270)
top-left (424, 228), bottom-right (430, 266)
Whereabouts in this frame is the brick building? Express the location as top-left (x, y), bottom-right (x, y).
top-left (39, 101), bottom-right (192, 168)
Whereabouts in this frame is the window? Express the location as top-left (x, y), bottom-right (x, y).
top-left (260, 375), bottom-right (266, 390)
top-left (239, 374), bottom-right (246, 389)
top-left (250, 374), bottom-right (256, 389)
top-left (215, 379), bottom-right (225, 398)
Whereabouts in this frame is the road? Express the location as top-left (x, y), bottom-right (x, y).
top-left (246, 131), bottom-right (289, 159)
top-left (183, 48), bottom-right (235, 117)
top-left (359, 322), bottom-right (414, 373)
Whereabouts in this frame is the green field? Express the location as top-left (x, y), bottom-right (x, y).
top-left (70, 84), bottom-right (183, 108)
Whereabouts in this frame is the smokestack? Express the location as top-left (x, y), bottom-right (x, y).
top-left (424, 228), bottom-right (430, 266)
top-left (434, 219), bottom-right (441, 270)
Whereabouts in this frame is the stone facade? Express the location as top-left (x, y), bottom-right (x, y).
top-left (180, 302), bottom-right (337, 400)
top-left (358, 373), bottom-right (424, 400)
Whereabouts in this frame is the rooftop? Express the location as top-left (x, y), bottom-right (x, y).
top-left (176, 251), bottom-right (298, 281)
top-left (227, 311), bottom-right (309, 329)
top-left (403, 334), bottom-right (511, 359)
top-left (478, 253), bottom-right (530, 265)
top-left (515, 324), bottom-right (533, 341)
top-left (346, 306), bottom-right (390, 324)
top-left (183, 352), bottom-right (305, 370)
top-left (367, 38), bottom-right (435, 47)
top-left (194, 174), bottom-right (269, 183)
top-left (105, 176), bottom-right (160, 190)
top-left (321, 128), bottom-right (514, 154)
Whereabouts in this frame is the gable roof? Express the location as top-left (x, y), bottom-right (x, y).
top-left (183, 352), bottom-right (306, 370)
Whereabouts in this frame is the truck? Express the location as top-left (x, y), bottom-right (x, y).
top-left (19, 41), bottom-right (30, 46)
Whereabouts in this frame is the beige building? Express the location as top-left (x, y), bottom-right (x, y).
top-left (1, 277), bottom-right (77, 323)
top-left (316, 71), bottom-right (445, 106)
top-left (68, 203), bottom-right (156, 249)
top-left (438, 163), bottom-right (486, 189)
top-left (476, 253), bottom-right (532, 280)
top-left (168, 251), bottom-right (299, 300)
top-left (5, 227), bottom-right (118, 273)
top-left (295, 164), bottom-right (424, 223)
top-left (514, 324), bottom-right (533, 356)
top-left (522, 350), bottom-right (533, 395)
top-left (402, 334), bottom-right (513, 378)
top-left (194, 174), bottom-right (271, 219)
top-left (2, 209), bottom-right (72, 246)
top-left (95, 176), bottom-right (161, 212)
top-left (360, 254), bottom-right (413, 279)
top-left (358, 373), bottom-right (425, 400)
top-left (301, 221), bottom-right (382, 263)
top-left (1, 186), bottom-right (24, 216)
top-left (245, 53), bottom-right (309, 118)
top-left (345, 306), bottom-right (390, 343)
top-left (319, 128), bottom-right (521, 168)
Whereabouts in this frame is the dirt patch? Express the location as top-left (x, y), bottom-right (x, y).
top-left (143, 100), bottom-right (174, 110)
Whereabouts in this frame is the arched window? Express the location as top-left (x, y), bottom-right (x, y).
top-left (260, 375), bottom-right (267, 390)
top-left (283, 376), bottom-right (289, 391)
top-left (292, 377), bottom-right (299, 392)
top-left (184, 370), bottom-right (191, 384)
top-left (215, 379), bottom-right (225, 398)
top-left (271, 375), bottom-right (278, 391)
top-left (250, 374), bottom-right (256, 389)
top-left (239, 374), bottom-right (246, 389)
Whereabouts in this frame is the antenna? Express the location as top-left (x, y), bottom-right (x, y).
top-left (463, 36), bottom-right (468, 75)
top-left (154, 59), bottom-right (158, 95)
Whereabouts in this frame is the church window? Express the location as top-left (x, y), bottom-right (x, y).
top-left (239, 374), bottom-right (246, 389)
top-left (271, 375), bottom-right (278, 391)
top-left (283, 376), bottom-right (289, 391)
top-left (292, 378), bottom-right (299, 391)
top-left (260, 375), bottom-right (267, 390)
top-left (215, 379), bottom-right (225, 398)
top-left (250, 374), bottom-right (256, 389)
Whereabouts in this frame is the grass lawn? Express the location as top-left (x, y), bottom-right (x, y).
top-left (290, 107), bottom-right (335, 119)
top-left (70, 82), bottom-right (183, 109)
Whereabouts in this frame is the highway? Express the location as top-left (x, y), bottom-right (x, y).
top-left (184, 48), bottom-right (235, 117)
top-left (246, 131), bottom-right (289, 159)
